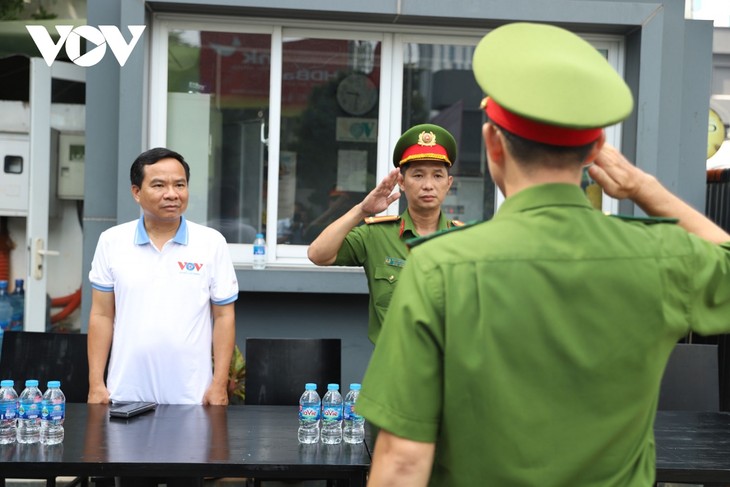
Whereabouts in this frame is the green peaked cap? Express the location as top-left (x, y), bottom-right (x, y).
top-left (472, 22), bottom-right (634, 129)
top-left (392, 123), bottom-right (457, 168)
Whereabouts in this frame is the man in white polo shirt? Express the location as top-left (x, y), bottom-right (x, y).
top-left (87, 147), bottom-right (238, 407)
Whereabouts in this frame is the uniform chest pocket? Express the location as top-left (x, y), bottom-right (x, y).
top-left (375, 264), bottom-right (401, 283)
top-left (373, 264), bottom-right (402, 308)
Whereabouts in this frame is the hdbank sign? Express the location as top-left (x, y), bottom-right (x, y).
top-left (26, 25), bottom-right (146, 67)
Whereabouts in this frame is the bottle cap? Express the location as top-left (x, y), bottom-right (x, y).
top-left (350, 383), bottom-right (361, 390)
top-left (0, 281), bottom-right (7, 289)
top-left (327, 383), bottom-right (339, 390)
top-left (305, 383), bottom-right (317, 390)
top-left (47, 381), bottom-right (61, 388)
top-left (25, 379), bottom-right (39, 387)
top-left (1, 380), bottom-right (13, 387)
top-left (255, 233), bottom-right (264, 238)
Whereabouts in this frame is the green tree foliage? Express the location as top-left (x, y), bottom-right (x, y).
top-left (0, 0), bottom-right (24, 20)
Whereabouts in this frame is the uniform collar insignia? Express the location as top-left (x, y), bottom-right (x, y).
top-left (385, 257), bottom-right (406, 268)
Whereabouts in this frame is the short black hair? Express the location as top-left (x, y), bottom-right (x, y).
top-left (130, 147), bottom-right (190, 187)
top-left (492, 123), bottom-right (596, 168)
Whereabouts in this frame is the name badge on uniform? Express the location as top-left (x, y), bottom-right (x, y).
top-left (384, 257), bottom-right (405, 268)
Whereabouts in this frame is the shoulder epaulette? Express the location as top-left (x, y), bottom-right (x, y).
top-left (608, 214), bottom-right (679, 225)
top-left (406, 221), bottom-right (478, 249)
top-left (364, 215), bottom-right (400, 225)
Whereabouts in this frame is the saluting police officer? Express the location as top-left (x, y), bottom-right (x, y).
top-left (357, 22), bottom-right (730, 486)
top-left (307, 123), bottom-right (463, 344)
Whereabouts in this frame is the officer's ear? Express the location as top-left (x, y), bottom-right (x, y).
top-left (484, 122), bottom-right (506, 166)
top-left (584, 131), bottom-right (606, 165)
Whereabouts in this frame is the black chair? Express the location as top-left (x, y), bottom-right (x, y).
top-left (0, 330), bottom-right (89, 403)
top-left (0, 330), bottom-right (90, 487)
top-left (244, 338), bottom-right (342, 487)
top-left (658, 342), bottom-right (720, 412)
top-left (245, 338), bottom-right (342, 405)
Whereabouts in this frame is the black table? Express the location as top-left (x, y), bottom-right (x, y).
top-left (0, 403), bottom-right (371, 486)
top-left (655, 410), bottom-right (730, 485)
top-left (4, 406), bottom-right (730, 486)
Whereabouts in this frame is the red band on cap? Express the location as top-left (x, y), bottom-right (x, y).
top-left (399, 144), bottom-right (451, 166)
top-left (485, 98), bottom-right (602, 147)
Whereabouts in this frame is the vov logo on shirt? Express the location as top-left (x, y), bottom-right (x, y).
top-left (26, 24), bottom-right (146, 67)
top-left (178, 261), bottom-right (204, 273)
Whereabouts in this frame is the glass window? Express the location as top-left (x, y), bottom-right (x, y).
top-left (401, 42), bottom-right (495, 222)
top-left (156, 19), bottom-right (625, 268)
top-left (278, 37), bottom-right (381, 245)
top-left (167, 29), bottom-right (271, 244)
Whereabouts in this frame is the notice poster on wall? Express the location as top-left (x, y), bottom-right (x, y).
top-left (336, 149), bottom-right (367, 193)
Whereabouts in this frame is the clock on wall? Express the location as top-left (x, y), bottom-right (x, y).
top-left (336, 73), bottom-right (378, 116)
top-left (708, 108), bottom-right (727, 159)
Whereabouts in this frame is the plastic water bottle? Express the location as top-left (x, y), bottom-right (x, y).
top-left (298, 383), bottom-right (321, 444)
top-left (40, 381), bottom-right (65, 445)
top-left (0, 379), bottom-right (18, 444)
top-left (253, 233), bottom-right (266, 270)
top-left (321, 383), bottom-right (343, 444)
top-left (0, 281), bottom-right (13, 351)
top-left (343, 383), bottom-right (365, 444)
top-left (17, 379), bottom-right (42, 444)
top-left (10, 278), bottom-right (24, 331)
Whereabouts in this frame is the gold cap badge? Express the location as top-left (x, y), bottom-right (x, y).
top-left (417, 131), bottom-right (437, 147)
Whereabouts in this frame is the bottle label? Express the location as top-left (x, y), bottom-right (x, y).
top-left (299, 404), bottom-right (320, 422)
top-left (41, 401), bottom-right (65, 421)
top-left (18, 400), bottom-right (40, 420)
top-left (253, 246), bottom-right (265, 256)
top-left (322, 405), bottom-right (342, 423)
top-left (344, 403), bottom-right (363, 422)
top-left (0, 400), bottom-right (17, 420)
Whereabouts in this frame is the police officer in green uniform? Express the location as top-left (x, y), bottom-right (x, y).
top-left (357, 22), bottom-right (730, 487)
top-left (307, 123), bottom-right (463, 344)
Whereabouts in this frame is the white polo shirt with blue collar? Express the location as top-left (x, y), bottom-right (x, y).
top-left (89, 216), bottom-right (239, 404)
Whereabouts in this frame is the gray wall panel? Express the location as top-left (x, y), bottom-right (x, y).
top-left (118, 0), bottom-right (148, 223)
top-left (681, 20), bottom-right (714, 212)
top-left (82, 0), bottom-right (123, 331)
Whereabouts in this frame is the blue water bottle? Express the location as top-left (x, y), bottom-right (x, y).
top-left (343, 383), bottom-right (364, 444)
top-left (321, 383), bottom-right (343, 444)
top-left (0, 379), bottom-right (18, 444)
top-left (17, 379), bottom-right (42, 444)
top-left (40, 380), bottom-right (65, 445)
top-left (10, 278), bottom-right (24, 331)
top-left (298, 383), bottom-right (321, 444)
top-left (0, 281), bottom-right (12, 351)
top-left (253, 233), bottom-right (266, 270)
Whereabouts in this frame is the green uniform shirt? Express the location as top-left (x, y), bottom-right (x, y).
top-left (358, 184), bottom-right (730, 487)
top-left (334, 209), bottom-right (457, 344)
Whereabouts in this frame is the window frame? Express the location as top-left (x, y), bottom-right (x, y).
top-left (150, 14), bottom-right (627, 269)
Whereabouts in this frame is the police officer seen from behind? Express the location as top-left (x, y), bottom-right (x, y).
top-left (307, 124), bottom-right (463, 344)
top-left (357, 22), bottom-right (730, 486)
